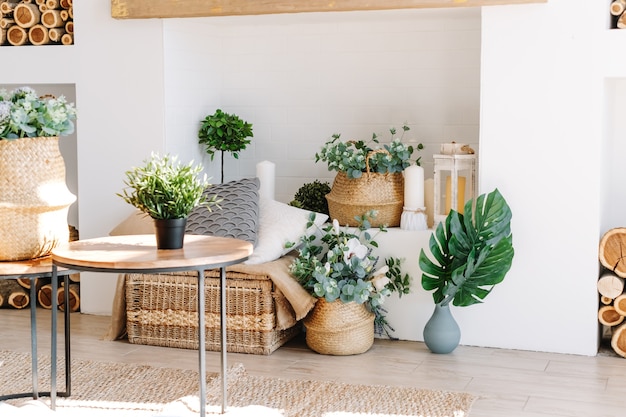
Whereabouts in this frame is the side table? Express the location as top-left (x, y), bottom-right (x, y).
top-left (50, 234), bottom-right (253, 415)
top-left (0, 257), bottom-right (74, 401)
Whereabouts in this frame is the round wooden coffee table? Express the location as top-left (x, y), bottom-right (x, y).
top-left (51, 234), bottom-right (253, 415)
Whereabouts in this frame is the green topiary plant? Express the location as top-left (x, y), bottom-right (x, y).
top-left (289, 180), bottom-right (331, 216)
top-left (198, 109), bottom-right (253, 183)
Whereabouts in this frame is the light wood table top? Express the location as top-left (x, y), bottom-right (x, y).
top-left (50, 234), bottom-right (253, 272)
top-left (0, 256), bottom-right (70, 277)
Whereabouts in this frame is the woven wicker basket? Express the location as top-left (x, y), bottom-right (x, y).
top-left (303, 298), bottom-right (374, 355)
top-left (325, 150), bottom-right (404, 227)
top-left (0, 137), bottom-right (76, 261)
top-left (125, 269), bottom-right (300, 355)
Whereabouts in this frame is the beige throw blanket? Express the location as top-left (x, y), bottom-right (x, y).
top-left (105, 253), bottom-right (316, 341)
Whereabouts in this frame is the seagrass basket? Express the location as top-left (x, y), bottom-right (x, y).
top-left (303, 298), bottom-right (374, 355)
top-left (125, 269), bottom-right (300, 355)
top-left (325, 149), bottom-right (404, 227)
top-left (0, 137), bottom-right (76, 261)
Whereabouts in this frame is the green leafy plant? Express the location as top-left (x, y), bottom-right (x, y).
top-left (117, 153), bottom-right (219, 220)
top-left (290, 211), bottom-right (411, 336)
top-left (289, 180), bottom-right (331, 216)
top-left (198, 109), bottom-right (253, 183)
top-left (0, 86), bottom-right (77, 139)
top-left (315, 125), bottom-right (424, 179)
top-left (419, 188), bottom-right (514, 307)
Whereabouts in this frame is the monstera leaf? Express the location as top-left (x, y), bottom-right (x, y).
top-left (419, 188), bottom-right (514, 307)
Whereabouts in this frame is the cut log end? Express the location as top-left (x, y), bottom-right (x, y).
top-left (612, 324), bottom-right (626, 358)
top-left (28, 24), bottom-right (49, 45)
top-left (38, 283), bottom-right (53, 309)
top-left (42, 9), bottom-right (63, 28)
top-left (0, 279), bottom-right (29, 309)
top-left (7, 25), bottom-right (28, 46)
top-left (599, 305), bottom-right (624, 327)
top-left (57, 283), bottom-right (80, 312)
top-left (597, 271), bottom-right (625, 299)
top-left (60, 32), bottom-right (72, 45)
top-left (8, 292), bottom-right (29, 309)
top-left (14, 3), bottom-right (41, 29)
top-left (611, 1), bottom-right (625, 16)
top-left (615, 294), bottom-right (626, 316)
top-left (599, 228), bottom-right (626, 278)
top-left (16, 277), bottom-right (31, 289)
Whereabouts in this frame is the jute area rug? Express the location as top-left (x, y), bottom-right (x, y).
top-left (0, 350), bottom-right (476, 417)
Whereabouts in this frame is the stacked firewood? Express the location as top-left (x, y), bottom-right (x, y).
top-left (0, 275), bottom-right (80, 312)
top-left (0, 0), bottom-right (74, 46)
top-left (611, 0), bottom-right (626, 29)
top-left (0, 275), bottom-right (81, 312)
top-left (598, 228), bottom-right (626, 357)
top-left (0, 225), bottom-right (80, 312)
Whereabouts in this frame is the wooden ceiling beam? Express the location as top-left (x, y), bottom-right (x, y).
top-left (111, 0), bottom-right (547, 20)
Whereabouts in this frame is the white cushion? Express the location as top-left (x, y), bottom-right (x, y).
top-left (244, 199), bottom-right (328, 265)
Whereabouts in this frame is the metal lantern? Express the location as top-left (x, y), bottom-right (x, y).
top-left (433, 147), bottom-right (477, 225)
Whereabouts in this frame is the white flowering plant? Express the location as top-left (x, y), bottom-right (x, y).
top-left (0, 86), bottom-right (77, 140)
top-left (289, 211), bottom-right (411, 336)
top-left (315, 125), bottom-right (424, 179)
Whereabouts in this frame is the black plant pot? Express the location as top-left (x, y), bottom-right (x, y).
top-left (154, 217), bottom-right (187, 250)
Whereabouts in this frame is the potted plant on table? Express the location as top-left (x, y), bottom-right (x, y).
top-left (198, 109), bottom-right (253, 183)
top-left (289, 211), bottom-right (410, 355)
top-left (0, 86), bottom-right (78, 261)
top-left (315, 125), bottom-right (424, 227)
top-left (418, 188), bottom-right (514, 353)
top-left (117, 153), bottom-right (220, 250)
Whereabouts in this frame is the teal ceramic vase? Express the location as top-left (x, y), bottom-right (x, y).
top-left (423, 303), bottom-right (461, 354)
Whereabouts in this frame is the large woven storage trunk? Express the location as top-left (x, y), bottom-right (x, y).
top-left (125, 269), bottom-right (300, 355)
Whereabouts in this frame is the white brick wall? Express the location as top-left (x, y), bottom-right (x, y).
top-left (163, 8), bottom-right (481, 203)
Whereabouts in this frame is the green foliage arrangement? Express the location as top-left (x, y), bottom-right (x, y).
top-left (0, 86), bottom-right (77, 139)
top-left (290, 212), bottom-right (411, 336)
top-left (118, 153), bottom-right (219, 220)
top-left (198, 109), bottom-right (253, 183)
top-left (289, 180), bottom-right (331, 216)
top-left (419, 188), bottom-right (514, 307)
top-left (315, 125), bottom-right (424, 179)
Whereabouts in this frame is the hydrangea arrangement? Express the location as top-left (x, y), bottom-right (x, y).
top-left (0, 86), bottom-right (77, 140)
top-left (315, 125), bottom-right (424, 179)
top-left (289, 211), bottom-right (411, 336)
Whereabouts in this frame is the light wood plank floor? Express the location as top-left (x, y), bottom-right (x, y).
top-left (1, 308), bottom-right (624, 417)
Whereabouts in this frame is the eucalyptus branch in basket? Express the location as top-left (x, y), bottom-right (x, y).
top-left (288, 211), bottom-right (412, 338)
top-left (315, 125), bottom-right (424, 179)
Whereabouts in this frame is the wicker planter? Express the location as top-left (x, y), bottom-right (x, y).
top-left (325, 170), bottom-right (404, 227)
top-left (303, 298), bottom-right (375, 355)
top-left (0, 136), bottom-right (76, 261)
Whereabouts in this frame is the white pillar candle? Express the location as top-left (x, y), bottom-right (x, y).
top-left (256, 160), bottom-right (275, 200)
top-left (403, 165), bottom-right (424, 209)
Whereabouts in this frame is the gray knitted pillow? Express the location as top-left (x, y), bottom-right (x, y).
top-left (185, 177), bottom-right (260, 245)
